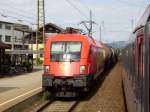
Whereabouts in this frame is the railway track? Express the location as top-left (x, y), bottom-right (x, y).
top-left (33, 99), bottom-right (79, 112)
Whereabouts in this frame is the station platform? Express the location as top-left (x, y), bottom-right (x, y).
top-left (0, 70), bottom-right (43, 111)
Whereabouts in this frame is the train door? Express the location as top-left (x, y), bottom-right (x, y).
top-left (136, 32), bottom-right (144, 112)
top-left (143, 21), bottom-right (150, 112)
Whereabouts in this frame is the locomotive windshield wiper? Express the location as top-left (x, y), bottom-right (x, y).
top-left (69, 58), bottom-right (76, 63)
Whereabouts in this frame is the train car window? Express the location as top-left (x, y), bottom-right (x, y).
top-left (51, 42), bottom-right (65, 53)
top-left (50, 42), bottom-right (82, 62)
top-left (132, 44), bottom-right (136, 83)
top-left (66, 42), bottom-right (81, 53)
top-left (147, 22), bottom-right (150, 35)
top-left (147, 15), bottom-right (150, 22)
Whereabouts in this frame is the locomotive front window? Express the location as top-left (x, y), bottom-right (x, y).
top-left (50, 42), bottom-right (82, 62)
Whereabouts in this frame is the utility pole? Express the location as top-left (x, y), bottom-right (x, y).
top-left (12, 24), bottom-right (15, 51)
top-left (37, 0), bottom-right (45, 64)
top-left (80, 10), bottom-right (97, 37)
top-left (89, 10), bottom-right (92, 36)
top-left (11, 24), bottom-right (15, 63)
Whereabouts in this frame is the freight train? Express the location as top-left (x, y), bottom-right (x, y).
top-left (42, 28), bottom-right (117, 97)
top-left (122, 5), bottom-right (150, 112)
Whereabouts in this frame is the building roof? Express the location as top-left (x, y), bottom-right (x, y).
top-left (0, 17), bottom-right (14, 24)
top-left (39, 22), bottom-right (64, 33)
top-left (14, 24), bottom-right (32, 33)
top-left (0, 19), bottom-right (32, 33)
top-left (0, 42), bottom-right (10, 49)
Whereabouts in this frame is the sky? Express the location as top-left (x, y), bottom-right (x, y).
top-left (0, 0), bottom-right (149, 43)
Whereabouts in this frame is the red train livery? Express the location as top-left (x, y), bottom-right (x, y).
top-left (42, 30), bottom-right (116, 97)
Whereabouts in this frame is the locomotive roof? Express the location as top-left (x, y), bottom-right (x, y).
top-left (47, 33), bottom-right (102, 47)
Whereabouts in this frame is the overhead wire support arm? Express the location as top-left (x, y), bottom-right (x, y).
top-left (79, 10), bottom-right (97, 37)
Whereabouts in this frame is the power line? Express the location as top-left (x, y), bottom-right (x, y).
top-left (0, 1), bottom-right (36, 25)
top-left (65, 0), bottom-right (88, 19)
top-left (0, 1), bottom-right (35, 18)
top-left (107, 30), bottom-right (130, 33)
top-left (0, 13), bottom-right (35, 25)
top-left (75, 0), bottom-right (97, 19)
top-left (117, 0), bottom-right (147, 8)
top-left (77, 0), bottom-right (90, 11)
top-left (0, 7), bottom-right (36, 20)
top-left (135, 0), bottom-right (147, 23)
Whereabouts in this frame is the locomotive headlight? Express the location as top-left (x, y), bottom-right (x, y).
top-left (80, 65), bottom-right (86, 74)
top-left (44, 65), bottom-right (50, 73)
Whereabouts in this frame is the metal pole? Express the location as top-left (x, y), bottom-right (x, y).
top-left (11, 24), bottom-right (15, 62)
top-left (12, 24), bottom-right (15, 51)
top-left (42, 0), bottom-right (45, 44)
top-left (90, 10), bottom-right (92, 37)
top-left (36, 0), bottom-right (39, 65)
top-left (37, 0), bottom-right (45, 65)
top-left (31, 28), bottom-right (33, 51)
top-left (22, 31), bottom-right (25, 50)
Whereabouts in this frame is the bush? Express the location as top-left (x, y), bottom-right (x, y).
top-left (36, 57), bottom-right (43, 65)
top-left (43, 91), bottom-right (51, 100)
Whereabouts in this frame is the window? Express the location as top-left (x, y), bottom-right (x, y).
top-left (39, 48), bottom-right (44, 57)
top-left (148, 15), bottom-right (150, 22)
top-left (0, 35), bottom-right (2, 42)
top-left (40, 54), bottom-right (43, 57)
top-left (0, 23), bottom-right (2, 29)
top-left (5, 35), bottom-right (11, 42)
top-left (5, 24), bottom-right (12, 30)
top-left (50, 42), bottom-right (82, 62)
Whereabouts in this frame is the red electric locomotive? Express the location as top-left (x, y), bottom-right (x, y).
top-left (43, 29), bottom-right (106, 97)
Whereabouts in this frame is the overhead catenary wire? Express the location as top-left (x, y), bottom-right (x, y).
top-left (77, 0), bottom-right (97, 20)
top-left (0, 13), bottom-right (36, 25)
top-left (135, 0), bottom-right (148, 23)
top-left (65, 0), bottom-right (89, 20)
top-left (0, 7), bottom-right (36, 20)
top-left (117, 0), bottom-right (147, 8)
top-left (0, 1), bottom-right (36, 19)
top-left (0, 1), bottom-right (36, 26)
top-left (76, 0), bottom-right (90, 11)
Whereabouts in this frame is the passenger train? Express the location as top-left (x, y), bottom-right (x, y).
top-left (122, 5), bottom-right (150, 112)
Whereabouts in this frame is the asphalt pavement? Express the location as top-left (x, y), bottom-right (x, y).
top-left (0, 70), bottom-right (43, 111)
